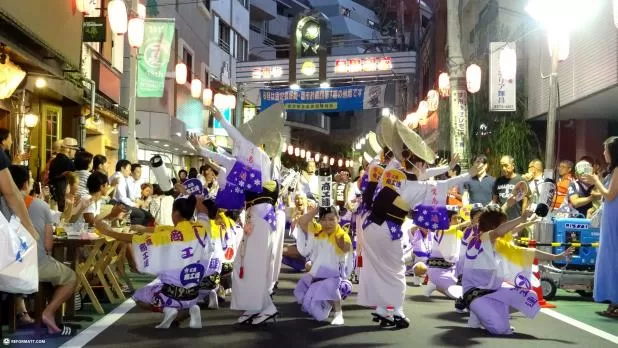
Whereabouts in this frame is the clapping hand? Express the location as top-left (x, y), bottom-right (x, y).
top-left (205, 105), bottom-right (223, 121)
top-left (558, 246), bottom-right (575, 260)
top-left (581, 174), bottom-right (600, 187)
top-left (449, 153), bottom-right (461, 169)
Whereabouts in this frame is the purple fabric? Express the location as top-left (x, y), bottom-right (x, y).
top-left (469, 284), bottom-right (540, 335)
top-left (263, 206), bottom-right (277, 231)
top-left (133, 278), bottom-right (205, 311)
top-left (359, 172), bottom-right (369, 192)
top-left (427, 264), bottom-right (458, 293)
top-left (456, 226), bottom-right (479, 277)
top-left (294, 266), bottom-right (342, 321)
top-left (282, 255), bottom-right (307, 272)
top-left (414, 204), bottom-right (449, 230)
top-left (215, 182), bottom-right (245, 210)
top-left (411, 230), bottom-right (433, 263)
top-left (386, 220), bottom-right (403, 241)
top-left (227, 161), bottom-right (263, 193)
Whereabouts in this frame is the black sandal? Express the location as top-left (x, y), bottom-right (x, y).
top-left (46, 325), bottom-right (76, 337)
top-left (599, 305), bottom-right (618, 318)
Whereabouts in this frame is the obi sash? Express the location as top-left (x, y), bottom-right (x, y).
top-left (263, 205), bottom-right (277, 231)
top-left (362, 214), bottom-right (403, 241)
top-left (461, 287), bottom-right (496, 309)
top-left (227, 161), bottom-right (263, 194)
top-left (427, 257), bottom-right (453, 269)
top-left (161, 283), bottom-right (199, 301)
top-left (414, 204), bottom-right (449, 230)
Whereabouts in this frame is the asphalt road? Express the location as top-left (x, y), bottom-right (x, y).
top-left (75, 269), bottom-right (617, 348)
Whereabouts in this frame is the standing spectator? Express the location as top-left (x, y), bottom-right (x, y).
top-left (463, 155), bottom-right (495, 205)
top-left (74, 150), bottom-right (93, 197)
top-left (48, 138), bottom-right (79, 212)
top-left (447, 164), bottom-right (463, 206)
top-left (554, 160), bottom-right (574, 209)
top-left (41, 140), bottom-right (63, 186)
top-left (568, 160), bottom-right (602, 217)
top-left (581, 136), bottom-right (618, 318)
top-left (492, 155), bottom-right (526, 220)
top-left (0, 128), bottom-right (30, 163)
top-left (8, 165), bottom-right (76, 336)
top-left (523, 159), bottom-right (545, 203)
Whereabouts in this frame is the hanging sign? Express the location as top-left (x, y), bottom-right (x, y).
top-left (260, 85), bottom-right (386, 112)
top-left (82, 17), bottom-right (106, 43)
top-left (489, 42), bottom-right (517, 112)
top-left (137, 19), bottom-right (175, 98)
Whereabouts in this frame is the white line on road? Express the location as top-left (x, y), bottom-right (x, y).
top-left (541, 308), bottom-right (618, 345)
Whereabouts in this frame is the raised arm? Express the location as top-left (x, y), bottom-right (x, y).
top-left (208, 106), bottom-right (248, 145)
top-left (489, 210), bottom-right (533, 241)
top-left (298, 206), bottom-right (319, 235)
top-left (200, 148), bottom-right (235, 171)
top-left (583, 168), bottom-right (618, 202)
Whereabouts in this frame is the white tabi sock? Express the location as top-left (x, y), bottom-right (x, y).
top-left (375, 306), bottom-right (390, 317)
top-left (393, 306), bottom-right (405, 318)
top-left (331, 311), bottom-right (344, 326)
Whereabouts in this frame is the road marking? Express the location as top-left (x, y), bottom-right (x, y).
top-left (541, 308), bottom-right (618, 345)
top-left (59, 297), bottom-right (138, 348)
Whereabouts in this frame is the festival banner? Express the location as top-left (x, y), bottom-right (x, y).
top-left (260, 84), bottom-right (386, 112)
top-left (137, 19), bottom-right (175, 98)
top-left (489, 42), bottom-right (517, 112)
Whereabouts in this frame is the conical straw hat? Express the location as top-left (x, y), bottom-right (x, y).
top-left (363, 151), bottom-right (374, 164)
top-left (367, 131), bottom-right (381, 154)
top-left (394, 120), bottom-right (437, 164)
top-left (238, 103), bottom-right (286, 158)
top-left (379, 115), bottom-right (404, 161)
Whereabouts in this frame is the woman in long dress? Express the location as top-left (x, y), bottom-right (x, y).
top-left (582, 136), bottom-right (618, 318)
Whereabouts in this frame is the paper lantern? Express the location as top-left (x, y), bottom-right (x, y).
top-left (547, 29), bottom-right (570, 61)
top-left (202, 88), bottom-right (213, 106)
top-left (226, 94), bottom-right (237, 109)
top-left (337, 159), bottom-right (343, 167)
top-left (75, 0), bottom-right (94, 15)
top-left (330, 158), bottom-right (335, 166)
top-left (108, 0), bottom-right (128, 35)
top-left (306, 151), bottom-right (312, 160)
top-left (175, 63), bottom-right (187, 85)
top-left (287, 145), bottom-right (294, 155)
top-left (417, 101), bottom-right (429, 120)
top-left (137, 3), bottom-right (147, 19)
top-left (427, 90), bottom-right (439, 111)
top-left (300, 149), bottom-right (306, 158)
top-left (322, 155), bottom-right (328, 164)
top-left (127, 18), bottom-right (144, 48)
top-left (499, 46), bottom-right (517, 80)
top-left (315, 153), bottom-right (321, 162)
top-left (438, 72), bottom-right (450, 97)
top-left (294, 148), bottom-right (300, 157)
top-left (358, 156), bottom-right (362, 163)
top-left (191, 79), bottom-right (202, 98)
top-left (405, 112), bottom-right (419, 129)
top-left (345, 160), bottom-right (350, 167)
top-left (466, 64), bottom-right (482, 93)
top-left (281, 142), bottom-right (287, 153)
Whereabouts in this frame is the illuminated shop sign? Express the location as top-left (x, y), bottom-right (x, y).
top-left (252, 66), bottom-right (283, 79)
top-left (334, 57), bottom-right (392, 73)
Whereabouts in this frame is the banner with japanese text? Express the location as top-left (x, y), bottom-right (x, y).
top-left (260, 85), bottom-right (386, 112)
top-left (137, 19), bottom-right (175, 98)
top-left (489, 42), bottom-right (517, 112)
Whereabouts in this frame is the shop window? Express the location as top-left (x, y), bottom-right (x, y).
top-left (218, 19), bottom-right (231, 53)
top-left (183, 46), bottom-right (194, 81)
top-left (42, 105), bottom-right (62, 164)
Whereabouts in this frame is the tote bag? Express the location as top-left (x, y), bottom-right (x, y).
top-left (0, 213), bottom-right (39, 294)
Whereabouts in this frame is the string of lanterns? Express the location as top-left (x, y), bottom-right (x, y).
top-left (282, 143), bottom-right (356, 169)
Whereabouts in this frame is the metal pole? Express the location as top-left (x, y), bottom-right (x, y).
top-left (544, 46), bottom-right (560, 179)
top-left (126, 0), bottom-right (139, 163)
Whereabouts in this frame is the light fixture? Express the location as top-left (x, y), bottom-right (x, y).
top-left (337, 159), bottom-right (343, 167)
top-left (75, 0), bottom-right (94, 15)
top-left (306, 151), bottom-right (311, 160)
top-left (153, 140), bottom-right (160, 143)
top-left (175, 132), bottom-right (182, 137)
top-left (300, 149), bottom-right (306, 158)
top-left (345, 160), bottom-right (350, 167)
top-left (466, 64), bottom-right (482, 93)
top-left (547, 28), bottom-right (570, 61)
top-left (111, 123), bottom-right (119, 134)
top-left (0, 58), bottom-right (26, 99)
top-left (163, 143), bottom-right (170, 147)
top-left (183, 150), bottom-right (188, 154)
top-left (417, 101), bottom-right (429, 119)
top-left (304, 23), bottom-right (320, 40)
top-left (294, 147), bottom-right (300, 157)
top-left (202, 88), bottom-right (213, 106)
top-left (330, 157), bottom-right (335, 166)
top-left (319, 81), bottom-right (330, 88)
top-left (301, 60), bottom-right (316, 76)
top-left (355, 142), bottom-right (362, 150)
top-left (137, 3), bottom-right (147, 19)
top-left (107, 0), bottom-right (128, 35)
top-left (322, 155), bottom-right (328, 164)
top-left (381, 108), bottom-right (390, 117)
top-left (287, 145), bottom-right (294, 155)
top-left (438, 72), bottom-right (450, 97)
top-left (499, 46), bottom-right (517, 80)
top-left (358, 156), bottom-right (363, 163)
top-left (23, 113), bottom-right (39, 128)
top-left (315, 153), bottom-right (320, 162)
top-left (427, 90), bottom-right (439, 111)
top-left (290, 83), bottom-right (300, 90)
top-left (191, 79), bottom-right (202, 98)
top-left (35, 78), bottom-right (47, 89)
top-left (175, 63), bottom-right (187, 84)
top-left (128, 17), bottom-right (145, 48)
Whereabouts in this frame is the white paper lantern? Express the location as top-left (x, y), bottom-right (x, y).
top-left (323, 156), bottom-right (328, 164)
top-left (281, 142), bottom-right (287, 153)
top-left (191, 79), bottom-right (202, 98)
top-left (300, 149), bottom-right (306, 158)
top-left (175, 63), bottom-right (187, 85)
top-left (337, 159), bottom-right (343, 167)
top-left (202, 88), bottom-right (213, 106)
top-left (213, 93), bottom-right (225, 109)
top-left (466, 64), bottom-right (482, 93)
top-left (287, 145), bottom-right (294, 155)
top-left (137, 3), bottom-right (147, 19)
top-left (345, 160), bottom-right (350, 167)
top-left (417, 101), bottom-right (429, 120)
top-left (227, 94), bottom-right (237, 109)
top-left (294, 148), bottom-right (300, 157)
top-left (547, 29), bottom-right (570, 61)
top-left (330, 158), bottom-right (335, 166)
top-left (108, 0), bottom-right (128, 35)
top-left (427, 90), bottom-right (439, 111)
top-left (23, 113), bottom-right (39, 128)
top-left (315, 153), bottom-right (321, 162)
top-left (405, 112), bottom-right (419, 129)
top-left (438, 72), bottom-right (450, 97)
top-left (127, 18), bottom-right (144, 48)
top-left (499, 46), bottom-right (517, 80)
top-left (306, 151), bottom-right (312, 160)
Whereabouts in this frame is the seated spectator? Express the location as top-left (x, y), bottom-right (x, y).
top-left (568, 160), bottom-right (602, 217)
top-left (8, 165), bottom-right (77, 336)
top-left (77, 171), bottom-right (110, 226)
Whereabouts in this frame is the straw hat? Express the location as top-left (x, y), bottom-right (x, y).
top-left (394, 120), bottom-right (437, 164)
top-left (366, 131), bottom-right (382, 154)
top-left (61, 137), bottom-right (79, 150)
top-left (239, 103), bottom-right (285, 158)
top-left (378, 115), bottom-right (403, 161)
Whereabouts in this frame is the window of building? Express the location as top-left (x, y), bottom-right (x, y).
top-left (340, 7), bottom-right (351, 17)
top-left (367, 19), bottom-right (378, 30)
top-left (237, 0), bottom-right (248, 9)
top-left (183, 46), bottom-right (194, 81)
top-left (235, 34), bottom-right (248, 62)
top-left (218, 19), bottom-right (231, 53)
top-left (202, 0), bottom-right (211, 10)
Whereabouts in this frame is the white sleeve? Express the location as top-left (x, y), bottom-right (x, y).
top-left (422, 165), bottom-right (450, 180)
top-left (440, 173), bottom-right (470, 189)
top-left (295, 227), bottom-right (314, 257)
top-left (200, 148), bottom-right (235, 171)
top-left (218, 115), bottom-right (248, 146)
top-left (115, 177), bottom-right (136, 207)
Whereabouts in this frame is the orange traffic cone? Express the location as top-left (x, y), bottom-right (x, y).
top-left (529, 240), bottom-right (556, 309)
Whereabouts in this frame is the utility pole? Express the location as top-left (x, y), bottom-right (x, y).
top-left (544, 45), bottom-right (560, 179)
top-left (126, 0), bottom-right (139, 163)
top-left (446, 0), bottom-right (468, 165)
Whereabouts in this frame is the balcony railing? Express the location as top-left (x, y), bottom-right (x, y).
top-left (219, 40), bottom-right (230, 54)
